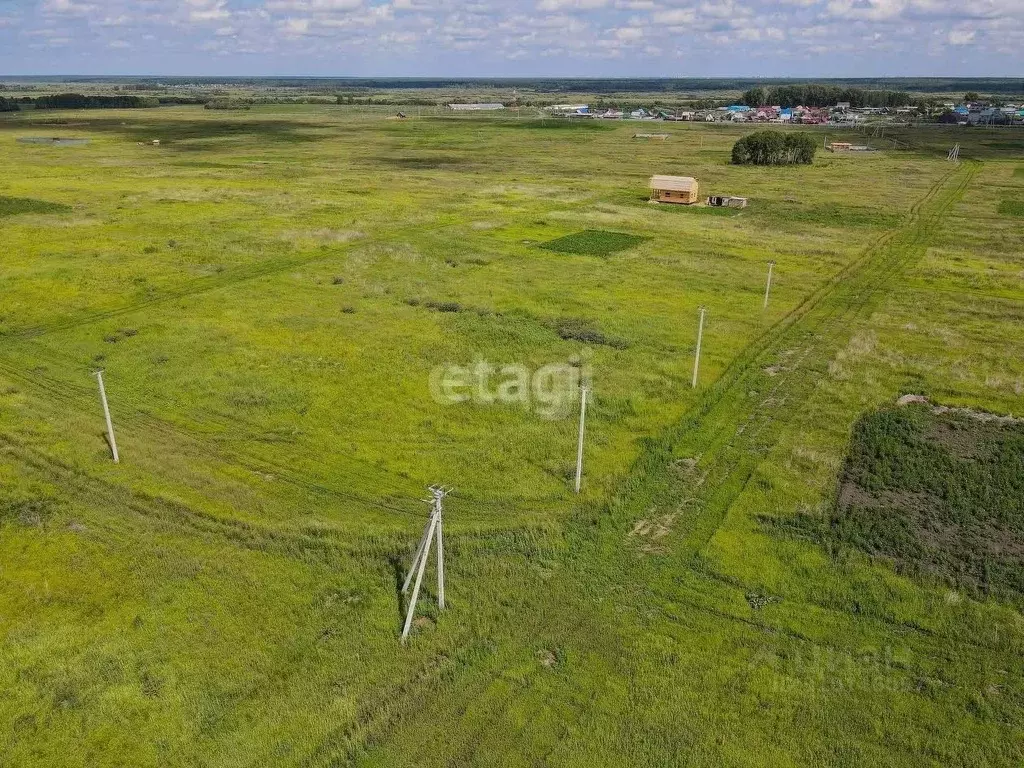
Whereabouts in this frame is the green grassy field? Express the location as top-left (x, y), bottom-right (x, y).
top-left (1, 106), bottom-right (1022, 766)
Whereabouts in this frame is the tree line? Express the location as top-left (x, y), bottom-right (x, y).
top-left (732, 131), bottom-right (817, 166)
top-left (0, 93), bottom-right (161, 111)
top-left (742, 85), bottom-right (913, 109)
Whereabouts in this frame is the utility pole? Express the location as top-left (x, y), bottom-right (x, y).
top-left (692, 307), bottom-right (707, 389)
top-left (763, 261), bottom-right (776, 310)
top-left (574, 386), bottom-right (589, 494)
top-left (401, 486), bottom-right (449, 643)
top-left (94, 370), bottom-right (119, 463)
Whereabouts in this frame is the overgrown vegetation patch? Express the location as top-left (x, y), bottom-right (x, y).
top-left (540, 229), bottom-right (646, 256)
top-left (547, 316), bottom-right (629, 349)
top-left (0, 196), bottom-right (72, 217)
top-left (767, 404), bottom-right (1024, 599)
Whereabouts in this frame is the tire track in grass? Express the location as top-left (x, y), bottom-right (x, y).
top-left (350, 163), bottom-right (990, 766)
top-left (1, 216), bottom-right (460, 342)
top-left (1, 163), bottom-right (987, 764)
top-left (654, 162), bottom-right (978, 559)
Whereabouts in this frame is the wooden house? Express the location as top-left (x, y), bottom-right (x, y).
top-left (649, 175), bottom-right (698, 205)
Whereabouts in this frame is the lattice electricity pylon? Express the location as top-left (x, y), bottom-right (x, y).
top-left (400, 486), bottom-right (450, 643)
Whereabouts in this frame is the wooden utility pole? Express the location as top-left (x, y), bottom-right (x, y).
top-left (401, 486), bottom-right (449, 643)
top-left (94, 370), bottom-right (119, 463)
top-left (574, 386), bottom-right (589, 494)
top-left (692, 307), bottom-right (707, 389)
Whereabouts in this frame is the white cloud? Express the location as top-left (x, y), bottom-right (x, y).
top-left (947, 28), bottom-right (975, 44)
top-left (537, 0), bottom-right (611, 10)
top-left (44, 0), bottom-right (98, 16)
top-left (265, 0), bottom-right (364, 10)
top-left (6, 0), bottom-right (1024, 72)
top-left (612, 25), bottom-right (643, 41)
top-left (652, 8), bottom-right (695, 25)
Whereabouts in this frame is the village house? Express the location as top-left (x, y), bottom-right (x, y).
top-left (649, 175), bottom-right (699, 205)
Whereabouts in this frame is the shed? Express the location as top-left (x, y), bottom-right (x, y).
top-left (650, 175), bottom-right (698, 205)
top-left (828, 142), bottom-right (852, 152)
top-left (447, 103), bottom-right (505, 111)
top-left (707, 195), bottom-right (748, 209)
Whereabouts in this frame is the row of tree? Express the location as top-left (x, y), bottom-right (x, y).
top-left (0, 93), bottom-right (161, 111)
top-left (742, 85), bottom-right (913, 109)
top-left (732, 131), bottom-right (818, 166)
top-left (35, 93), bottom-right (160, 109)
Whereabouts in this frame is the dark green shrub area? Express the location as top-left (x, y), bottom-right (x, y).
top-left (540, 230), bottom-right (646, 256)
top-left (0, 96), bottom-right (19, 112)
top-left (732, 131), bottom-right (817, 166)
top-left (767, 404), bottom-right (1024, 600)
top-left (999, 199), bottom-right (1024, 217)
top-left (0, 196), bottom-right (73, 217)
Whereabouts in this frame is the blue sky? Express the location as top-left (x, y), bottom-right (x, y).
top-left (0, 0), bottom-right (1021, 77)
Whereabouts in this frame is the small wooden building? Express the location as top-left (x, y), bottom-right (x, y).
top-left (649, 175), bottom-right (699, 205)
top-left (827, 142), bottom-right (852, 152)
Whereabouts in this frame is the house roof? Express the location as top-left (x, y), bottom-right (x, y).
top-left (650, 175), bottom-right (698, 192)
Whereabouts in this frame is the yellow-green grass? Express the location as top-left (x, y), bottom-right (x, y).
top-left (1, 106), bottom-right (1022, 766)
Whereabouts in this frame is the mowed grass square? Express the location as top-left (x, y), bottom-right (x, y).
top-left (540, 229), bottom-right (646, 256)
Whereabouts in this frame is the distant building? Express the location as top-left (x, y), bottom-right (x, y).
top-left (649, 175), bottom-right (699, 205)
top-left (447, 103), bottom-right (505, 111)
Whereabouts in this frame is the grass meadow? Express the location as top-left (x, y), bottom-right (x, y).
top-left (1, 105), bottom-right (1022, 766)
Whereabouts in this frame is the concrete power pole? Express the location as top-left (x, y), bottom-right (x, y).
top-left (764, 261), bottom-right (776, 310)
top-left (401, 486), bottom-right (449, 643)
top-left (574, 386), bottom-right (589, 494)
top-left (692, 306), bottom-right (707, 389)
top-left (94, 370), bottom-right (119, 463)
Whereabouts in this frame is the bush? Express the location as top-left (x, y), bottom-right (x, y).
top-left (732, 131), bottom-right (817, 166)
top-left (204, 99), bottom-right (252, 111)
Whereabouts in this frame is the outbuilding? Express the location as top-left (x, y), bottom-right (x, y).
top-left (649, 175), bottom-right (699, 205)
top-left (447, 103), bottom-right (505, 111)
top-left (707, 195), bottom-right (748, 209)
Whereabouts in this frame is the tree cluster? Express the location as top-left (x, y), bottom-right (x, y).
top-left (33, 93), bottom-right (160, 110)
top-left (732, 131), bottom-right (817, 166)
top-left (0, 96), bottom-right (19, 112)
top-left (741, 84), bottom-right (912, 109)
top-left (204, 99), bottom-right (252, 110)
